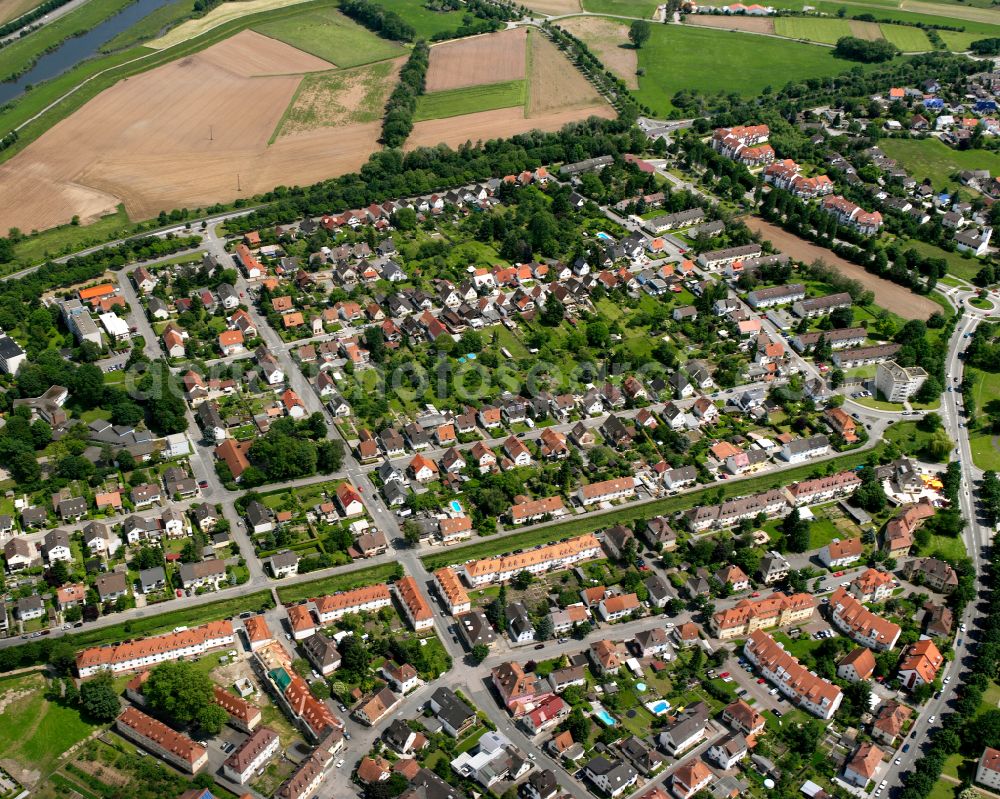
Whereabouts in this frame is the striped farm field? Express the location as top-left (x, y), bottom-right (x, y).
top-left (774, 17), bottom-right (851, 43)
top-left (414, 80), bottom-right (527, 121)
top-left (937, 29), bottom-right (982, 50)
top-left (879, 23), bottom-right (932, 50)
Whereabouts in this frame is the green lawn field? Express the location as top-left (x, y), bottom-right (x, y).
top-left (385, 0), bottom-right (465, 38)
top-left (253, 6), bottom-right (405, 67)
top-left (879, 138), bottom-right (1000, 193)
top-left (582, 0), bottom-right (662, 17)
top-left (968, 368), bottom-right (1000, 471)
top-left (811, 0), bottom-right (1000, 35)
top-left (414, 80), bottom-right (527, 121)
top-left (0, 672), bottom-right (98, 775)
top-left (937, 29), bottom-right (983, 50)
top-left (774, 17), bottom-right (852, 44)
top-left (878, 22), bottom-right (931, 50)
top-left (633, 25), bottom-right (871, 113)
top-left (903, 239), bottom-right (983, 283)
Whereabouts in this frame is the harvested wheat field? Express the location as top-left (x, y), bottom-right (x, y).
top-left (196, 28), bottom-right (334, 75)
top-left (848, 20), bottom-right (884, 40)
top-left (0, 0), bottom-right (36, 25)
top-left (744, 218), bottom-right (939, 320)
top-left (527, 29), bottom-right (606, 117)
top-left (557, 17), bottom-right (638, 88)
top-left (275, 57), bottom-right (403, 138)
top-left (425, 27), bottom-right (527, 92)
top-left (150, 0), bottom-right (315, 48)
top-left (522, 0), bottom-right (582, 14)
top-left (685, 14), bottom-right (775, 34)
top-left (0, 33), bottom-right (382, 231)
top-left (406, 105), bottom-right (615, 151)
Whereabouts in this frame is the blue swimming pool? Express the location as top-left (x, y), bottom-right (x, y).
top-left (635, 682), bottom-right (647, 693)
top-left (646, 700), bottom-right (671, 716)
top-left (450, 500), bottom-right (463, 514)
top-left (596, 232), bottom-right (614, 241)
top-left (594, 708), bottom-right (617, 726)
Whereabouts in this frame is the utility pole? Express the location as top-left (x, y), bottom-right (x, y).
top-left (209, 125), bottom-right (213, 141)
top-left (237, 173), bottom-right (241, 192)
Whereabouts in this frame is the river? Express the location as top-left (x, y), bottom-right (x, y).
top-left (0, 0), bottom-right (173, 107)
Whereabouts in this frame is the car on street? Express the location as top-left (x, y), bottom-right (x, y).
top-left (198, 480), bottom-right (209, 488)
top-left (719, 672), bottom-right (730, 679)
top-left (336, 759), bottom-right (345, 769)
top-left (534, 643), bottom-right (545, 650)
top-left (895, 758), bottom-right (901, 765)
top-left (960, 623), bottom-right (967, 632)
top-left (902, 744), bottom-right (910, 753)
top-left (929, 716), bottom-right (936, 725)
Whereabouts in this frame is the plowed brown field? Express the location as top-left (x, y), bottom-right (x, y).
top-left (557, 17), bottom-right (638, 88)
top-left (0, 31), bottom-right (381, 231)
top-left (405, 105), bottom-right (615, 151)
top-left (424, 27), bottom-right (527, 92)
top-left (744, 217), bottom-right (940, 320)
top-left (527, 29), bottom-right (606, 117)
top-left (685, 15), bottom-right (775, 34)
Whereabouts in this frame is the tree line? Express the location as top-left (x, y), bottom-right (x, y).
top-left (381, 40), bottom-right (429, 148)
top-left (339, 0), bottom-right (415, 41)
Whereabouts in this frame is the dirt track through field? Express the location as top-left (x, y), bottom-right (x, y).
top-left (425, 27), bottom-right (527, 92)
top-left (744, 217), bottom-right (939, 320)
top-left (685, 15), bottom-right (775, 34)
top-left (0, 33), bottom-right (383, 230)
top-left (557, 17), bottom-right (639, 88)
top-left (405, 104), bottom-right (615, 150)
top-left (527, 28), bottom-right (606, 116)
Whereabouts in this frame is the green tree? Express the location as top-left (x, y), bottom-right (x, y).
top-left (472, 644), bottom-right (489, 664)
top-left (628, 19), bottom-right (652, 48)
top-left (79, 672), bottom-right (120, 721)
top-left (144, 661), bottom-right (218, 728)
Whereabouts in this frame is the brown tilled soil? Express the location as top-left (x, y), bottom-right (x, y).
top-left (424, 27), bottom-right (527, 92)
top-left (685, 14), bottom-right (775, 34)
top-left (557, 17), bottom-right (638, 89)
top-left (196, 28), bottom-right (333, 75)
top-left (527, 29), bottom-right (607, 117)
top-left (848, 20), bottom-right (884, 40)
top-left (405, 104), bottom-right (615, 151)
top-left (0, 34), bottom-right (382, 231)
top-left (522, 0), bottom-right (582, 14)
top-left (743, 217), bottom-right (940, 320)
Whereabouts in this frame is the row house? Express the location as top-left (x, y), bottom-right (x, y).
top-left (744, 630), bottom-right (843, 719)
top-left (510, 496), bottom-right (567, 525)
top-left (314, 584), bottom-right (392, 623)
top-left (457, 534), bottom-right (601, 587)
top-left (829, 587), bottom-right (901, 651)
top-left (832, 343), bottom-right (902, 369)
top-left (116, 707), bottom-right (207, 773)
top-left (684, 488), bottom-right (790, 532)
top-left (76, 620), bottom-right (236, 677)
top-left (393, 575), bottom-right (434, 631)
top-left (791, 292), bottom-right (852, 319)
top-left (746, 283), bottom-right (806, 310)
top-left (577, 477), bottom-right (636, 507)
top-left (785, 470), bottom-right (862, 505)
top-left (697, 243), bottom-right (763, 270)
top-left (434, 567), bottom-right (471, 615)
top-left (711, 591), bottom-right (815, 639)
top-left (790, 326), bottom-right (867, 352)
top-left (820, 195), bottom-right (883, 234)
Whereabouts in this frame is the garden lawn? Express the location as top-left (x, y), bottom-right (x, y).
top-left (917, 533), bottom-right (968, 562)
top-left (773, 17), bottom-right (851, 43)
top-left (878, 23), bottom-right (931, 50)
top-left (879, 138), bottom-right (1000, 194)
top-left (903, 239), bottom-right (982, 283)
top-left (252, 6), bottom-right (405, 67)
top-left (0, 673), bottom-right (98, 775)
top-left (414, 80), bottom-right (527, 121)
top-left (808, 517), bottom-right (840, 549)
top-left (633, 25), bottom-right (871, 114)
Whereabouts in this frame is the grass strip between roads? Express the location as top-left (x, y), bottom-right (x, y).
top-left (276, 562), bottom-right (401, 604)
top-left (421, 445), bottom-right (880, 571)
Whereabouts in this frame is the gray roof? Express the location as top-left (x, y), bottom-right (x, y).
top-left (432, 687), bottom-right (475, 731)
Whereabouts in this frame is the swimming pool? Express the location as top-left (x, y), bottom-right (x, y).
top-left (450, 500), bottom-right (463, 514)
top-left (646, 699), bottom-right (671, 716)
top-left (593, 708), bottom-right (617, 726)
top-left (635, 682), bottom-right (647, 693)
top-left (596, 232), bottom-right (613, 241)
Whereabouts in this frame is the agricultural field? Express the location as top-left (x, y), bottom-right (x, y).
top-left (149, 0), bottom-right (316, 48)
top-left (685, 14), bottom-right (776, 34)
top-left (581, 0), bottom-right (663, 18)
top-left (407, 29), bottom-right (612, 149)
top-left (557, 16), bottom-right (639, 88)
top-left (275, 58), bottom-right (403, 138)
top-left (425, 27), bottom-right (527, 92)
top-left (632, 24), bottom-right (872, 113)
top-left (774, 17), bottom-right (852, 44)
top-left (878, 22), bottom-right (932, 49)
top-left (415, 80), bottom-right (527, 121)
top-left (522, 0), bottom-right (582, 13)
top-left (0, 0), bottom-right (41, 24)
top-left (0, 1), bottom-right (412, 234)
top-left (252, 5), bottom-right (406, 66)
top-left (879, 138), bottom-right (1000, 194)
top-left (937, 29), bottom-right (982, 50)
top-left (381, 0), bottom-right (465, 38)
